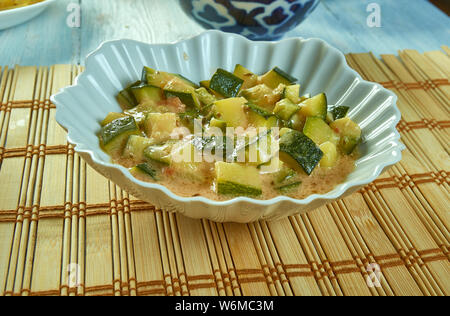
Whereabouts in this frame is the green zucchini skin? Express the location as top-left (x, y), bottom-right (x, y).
top-left (164, 90), bottom-right (198, 108)
top-left (299, 93), bottom-right (328, 120)
top-left (217, 181), bottom-right (262, 197)
top-left (195, 87), bottom-right (217, 106)
top-left (215, 162), bottom-right (263, 197)
top-left (283, 84), bottom-right (301, 104)
top-left (341, 136), bottom-right (360, 155)
top-left (143, 143), bottom-right (173, 165)
top-left (131, 84), bottom-right (163, 104)
top-left (117, 81), bottom-right (141, 110)
top-left (279, 129), bottom-right (323, 175)
top-left (330, 117), bottom-right (362, 155)
top-left (135, 163), bottom-right (158, 180)
top-left (261, 67), bottom-right (298, 89)
top-left (246, 102), bottom-right (274, 119)
top-left (174, 74), bottom-right (200, 89)
top-left (273, 98), bottom-right (300, 121)
top-left (141, 67), bottom-right (152, 84)
top-left (273, 67), bottom-right (298, 84)
top-left (210, 69), bottom-right (244, 98)
top-left (100, 116), bottom-right (139, 145)
top-left (332, 106), bottom-right (350, 120)
top-left (275, 181), bottom-right (302, 193)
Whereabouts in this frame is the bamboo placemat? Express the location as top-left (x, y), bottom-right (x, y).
top-left (0, 48), bottom-right (449, 296)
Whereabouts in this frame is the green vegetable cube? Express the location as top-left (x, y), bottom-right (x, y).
top-left (123, 135), bottom-right (156, 161)
top-left (215, 162), bottom-right (262, 197)
top-left (319, 142), bottom-right (338, 168)
top-left (330, 117), bottom-right (361, 154)
top-left (283, 84), bottom-right (301, 104)
top-left (299, 93), bottom-right (327, 120)
top-left (273, 98), bottom-right (300, 121)
top-left (131, 84), bottom-right (163, 104)
top-left (144, 113), bottom-right (178, 142)
top-left (214, 97), bottom-right (248, 128)
top-left (303, 117), bottom-right (334, 145)
top-left (260, 67), bottom-right (297, 89)
top-left (210, 69), bottom-right (244, 98)
top-left (133, 163), bottom-right (158, 180)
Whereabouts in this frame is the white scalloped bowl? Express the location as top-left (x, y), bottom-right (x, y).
top-left (51, 31), bottom-right (404, 223)
top-left (0, 0), bottom-right (56, 31)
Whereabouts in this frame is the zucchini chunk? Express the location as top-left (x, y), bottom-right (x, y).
top-left (215, 162), bottom-right (262, 197)
top-left (101, 112), bottom-right (127, 126)
top-left (116, 81), bottom-right (141, 110)
top-left (214, 97), bottom-right (248, 128)
top-left (143, 142), bottom-right (175, 165)
top-left (144, 113), bottom-right (178, 142)
top-left (100, 116), bottom-right (141, 157)
top-left (199, 80), bottom-right (224, 99)
top-left (163, 79), bottom-right (201, 109)
top-left (233, 64), bottom-right (259, 90)
top-left (331, 106), bottom-right (350, 120)
top-left (172, 161), bottom-right (208, 183)
top-left (240, 84), bottom-right (281, 111)
top-left (246, 102), bottom-right (273, 119)
top-left (247, 111), bottom-right (279, 128)
top-left (330, 117), bottom-right (362, 154)
top-left (143, 67), bottom-right (175, 88)
top-left (209, 68), bottom-right (244, 98)
top-left (286, 111), bottom-right (307, 131)
top-left (275, 181), bottom-right (302, 194)
top-left (278, 128), bottom-right (323, 175)
top-left (275, 166), bottom-right (297, 184)
top-left (143, 67), bottom-right (199, 89)
top-left (258, 156), bottom-right (282, 173)
top-left (132, 163), bottom-right (158, 181)
top-left (273, 98), bottom-right (300, 121)
top-left (303, 117), bottom-right (334, 145)
top-left (173, 74), bottom-right (199, 89)
top-left (273, 165), bottom-right (301, 193)
top-left (299, 93), bottom-right (327, 120)
top-left (123, 135), bottom-right (156, 162)
top-left (260, 67), bottom-right (297, 89)
top-left (131, 84), bottom-right (163, 104)
top-left (195, 87), bottom-right (217, 106)
top-left (319, 142), bottom-right (338, 168)
top-left (283, 84), bottom-right (301, 104)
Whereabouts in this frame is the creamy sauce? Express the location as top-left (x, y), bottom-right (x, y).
top-left (118, 154), bottom-right (356, 201)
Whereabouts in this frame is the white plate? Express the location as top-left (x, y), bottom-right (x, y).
top-left (0, 0), bottom-right (56, 31)
top-left (51, 31), bottom-right (405, 223)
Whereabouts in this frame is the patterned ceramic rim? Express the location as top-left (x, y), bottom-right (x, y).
top-left (180, 0), bottom-right (320, 40)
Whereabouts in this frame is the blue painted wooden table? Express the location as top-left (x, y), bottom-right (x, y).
top-left (0, 0), bottom-right (449, 66)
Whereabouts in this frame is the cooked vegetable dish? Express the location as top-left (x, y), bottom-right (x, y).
top-left (0, 0), bottom-right (44, 11)
top-left (98, 65), bottom-right (361, 200)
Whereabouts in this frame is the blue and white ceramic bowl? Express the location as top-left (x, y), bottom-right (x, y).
top-left (179, 0), bottom-right (320, 41)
